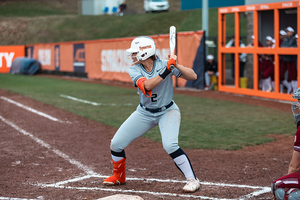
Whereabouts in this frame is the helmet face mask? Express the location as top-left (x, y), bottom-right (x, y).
top-left (127, 53), bottom-right (140, 66)
top-left (292, 87), bottom-right (300, 124)
top-left (126, 36), bottom-right (156, 66)
top-left (292, 102), bottom-right (300, 124)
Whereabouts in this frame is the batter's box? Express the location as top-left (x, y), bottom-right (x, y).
top-left (37, 174), bottom-right (271, 200)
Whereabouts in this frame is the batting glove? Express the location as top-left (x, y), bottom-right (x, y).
top-left (159, 59), bottom-right (175, 79)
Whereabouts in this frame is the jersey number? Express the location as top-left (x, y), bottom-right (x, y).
top-left (151, 94), bottom-right (158, 102)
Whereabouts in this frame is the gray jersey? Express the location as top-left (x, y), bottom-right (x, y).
top-left (129, 59), bottom-right (182, 109)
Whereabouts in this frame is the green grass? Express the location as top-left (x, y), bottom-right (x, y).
top-left (0, 74), bottom-right (295, 150)
top-left (19, 10), bottom-right (205, 45)
top-left (0, 2), bottom-right (247, 47)
top-left (0, 2), bottom-right (72, 17)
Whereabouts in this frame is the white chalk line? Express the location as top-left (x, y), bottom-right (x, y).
top-left (250, 96), bottom-right (293, 104)
top-left (38, 181), bottom-right (270, 200)
top-left (231, 93), bottom-right (293, 104)
top-left (1, 115), bottom-right (271, 199)
top-left (240, 188), bottom-right (271, 199)
top-left (38, 184), bottom-right (235, 200)
top-left (37, 174), bottom-right (271, 200)
top-left (60, 94), bottom-right (133, 106)
top-left (0, 96), bottom-right (70, 123)
top-left (0, 198), bottom-right (38, 200)
top-left (0, 115), bottom-right (96, 175)
top-left (42, 174), bottom-right (269, 189)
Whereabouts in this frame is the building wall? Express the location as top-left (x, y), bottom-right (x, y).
top-left (245, 0), bottom-right (297, 5)
top-left (181, 0), bottom-right (298, 10)
top-left (81, 0), bottom-right (121, 15)
top-left (181, 0), bottom-right (245, 10)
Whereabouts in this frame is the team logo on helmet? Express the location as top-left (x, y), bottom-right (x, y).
top-left (139, 45), bottom-right (151, 51)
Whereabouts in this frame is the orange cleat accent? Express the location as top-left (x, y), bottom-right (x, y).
top-left (103, 158), bottom-right (126, 186)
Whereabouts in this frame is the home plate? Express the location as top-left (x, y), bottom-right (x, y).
top-left (98, 194), bottom-right (144, 200)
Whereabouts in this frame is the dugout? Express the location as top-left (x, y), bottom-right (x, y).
top-left (218, 1), bottom-right (300, 101)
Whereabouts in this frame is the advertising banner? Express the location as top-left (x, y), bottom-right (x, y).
top-left (54, 45), bottom-right (60, 71)
top-left (27, 46), bottom-right (34, 58)
top-left (177, 31), bottom-right (204, 87)
top-left (73, 44), bottom-right (85, 72)
top-left (28, 31), bottom-right (204, 87)
top-left (31, 44), bottom-right (55, 71)
top-left (0, 46), bottom-right (25, 73)
top-left (85, 31), bottom-right (203, 87)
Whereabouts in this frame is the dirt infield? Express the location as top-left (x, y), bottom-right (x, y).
top-left (0, 81), bottom-right (296, 200)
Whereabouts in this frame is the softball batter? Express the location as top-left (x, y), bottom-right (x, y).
top-left (103, 36), bottom-right (200, 192)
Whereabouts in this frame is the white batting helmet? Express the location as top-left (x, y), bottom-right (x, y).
top-left (126, 36), bottom-right (156, 65)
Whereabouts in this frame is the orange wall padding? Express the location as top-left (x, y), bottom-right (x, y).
top-left (0, 46), bottom-right (25, 73)
top-left (32, 44), bottom-right (55, 71)
top-left (177, 32), bottom-right (203, 87)
top-left (25, 31), bottom-right (203, 87)
top-left (59, 44), bottom-right (73, 72)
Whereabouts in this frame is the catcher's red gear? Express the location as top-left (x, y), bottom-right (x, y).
top-left (167, 58), bottom-right (176, 71)
top-left (273, 188), bottom-right (299, 200)
top-left (272, 171), bottom-right (300, 200)
top-left (103, 158), bottom-right (126, 185)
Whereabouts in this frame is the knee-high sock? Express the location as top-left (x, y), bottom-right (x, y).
top-left (283, 80), bottom-right (292, 94)
top-left (262, 78), bottom-right (271, 91)
top-left (292, 80), bottom-right (298, 94)
top-left (111, 150), bottom-right (126, 162)
top-left (280, 84), bottom-right (284, 93)
top-left (170, 148), bottom-right (196, 180)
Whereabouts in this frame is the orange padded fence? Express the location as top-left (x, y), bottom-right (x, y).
top-left (0, 46), bottom-right (25, 73)
top-left (218, 1), bottom-right (300, 101)
top-left (25, 31), bottom-right (203, 87)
